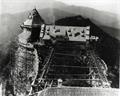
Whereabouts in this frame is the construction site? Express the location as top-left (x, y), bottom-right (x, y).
top-left (4, 8), bottom-right (119, 96)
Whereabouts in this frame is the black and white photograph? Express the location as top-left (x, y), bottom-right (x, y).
top-left (0, 0), bottom-right (120, 96)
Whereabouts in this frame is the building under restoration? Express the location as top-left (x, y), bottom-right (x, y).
top-left (8, 8), bottom-right (119, 96)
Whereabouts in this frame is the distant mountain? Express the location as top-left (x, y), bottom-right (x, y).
top-left (52, 1), bottom-right (119, 28)
top-left (51, 1), bottom-right (120, 40)
top-left (0, 1), bottom-right (119, 44)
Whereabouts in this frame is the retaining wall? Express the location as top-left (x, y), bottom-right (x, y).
top-left (37, 87), bottom-right (120, 96)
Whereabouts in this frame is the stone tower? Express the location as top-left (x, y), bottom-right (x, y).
top-left (12, 8), bottom-right (44, 96)
top-left (20, 8), bottom-right (44, 43)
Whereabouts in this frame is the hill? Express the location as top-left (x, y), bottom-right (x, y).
top-left (52, 1), bottom-right (120, 40)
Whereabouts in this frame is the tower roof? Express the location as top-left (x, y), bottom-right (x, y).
top-left (21, 8), bottom-right (44, 28)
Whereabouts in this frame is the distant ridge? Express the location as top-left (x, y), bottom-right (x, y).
top-left (0, 1), bottom-right (120, 44)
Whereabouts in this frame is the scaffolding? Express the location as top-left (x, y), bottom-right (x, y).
top-left (10, 38), bottom-right (111, 96)
top-left (10, 39), bottom-right (38, 95)
top-left (29, 42), bottom-right (111, 95)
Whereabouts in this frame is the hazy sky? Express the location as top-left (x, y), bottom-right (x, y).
top-left (56, 0), bottom-right (119, 14)
top-left (0, 0), bottom-right (120, 16)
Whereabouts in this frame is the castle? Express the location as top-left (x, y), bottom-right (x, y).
top-left (7, 8), bottom-right (119, 96)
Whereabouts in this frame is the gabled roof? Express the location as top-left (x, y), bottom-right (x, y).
top-left (21, 8), bottom-right (45, 28)
top-left (31, 8), bottom-right (44, 27)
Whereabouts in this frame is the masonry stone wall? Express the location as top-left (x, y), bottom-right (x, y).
top-left (38, 87), bottom-right (120, 96)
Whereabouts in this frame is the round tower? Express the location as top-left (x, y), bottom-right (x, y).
top-left (20, 8), bottom-right (45, 43)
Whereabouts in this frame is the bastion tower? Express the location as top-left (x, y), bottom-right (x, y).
top-left (11, 8), bottom-right (44, 96)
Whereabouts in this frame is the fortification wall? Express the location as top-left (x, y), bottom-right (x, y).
top-left (37, 87), bottom-right (120, 96)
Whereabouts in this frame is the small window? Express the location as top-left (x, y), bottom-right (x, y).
top-left (81, 35), bottom-right (85, 37)
top-left (55, 29), bottom-right (60, 33)
top-left (68, 29), bottom-right (71, 32)
top-left (69, 34), bottom-right (72, 37)
top-left (81, 30), bottom-right (85, 33)
top-left (47, 27), bottom-right (50, 31)
top-left (74, 32), bottom-right (80, 37)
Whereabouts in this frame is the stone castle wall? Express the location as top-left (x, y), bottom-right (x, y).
top-left (38, 87), bottom-right (120, 96)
